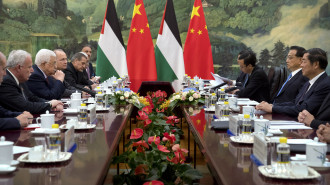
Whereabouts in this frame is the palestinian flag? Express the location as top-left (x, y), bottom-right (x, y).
top-left (96, 0), bottom-right (127, 81)
top-left (155, 0), bottom-right (185, 81)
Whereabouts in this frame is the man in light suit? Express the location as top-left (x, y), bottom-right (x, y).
top-left (0, 51), bottom-right (32, 129)
top-left (0, 50), bottom-right (63, 114)
top-left (26, 49), bottom-right (65, 100)
top-left (233, 50), bottom-right (270, 102)
top-left (257, 48), bottom-right (330, 117)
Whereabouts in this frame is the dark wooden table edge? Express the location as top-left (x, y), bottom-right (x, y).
top-left (97, 104), bottom-right (133, 185)
top-left (182, 107), bottom-right (224, 185)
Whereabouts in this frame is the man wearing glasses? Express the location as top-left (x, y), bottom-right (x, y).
top-left (0, 50), bottom-right (63, 114)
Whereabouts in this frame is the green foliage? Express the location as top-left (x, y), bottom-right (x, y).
top-left (0, 18), bottom-right (30, 41)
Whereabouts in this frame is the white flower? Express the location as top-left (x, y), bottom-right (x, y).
top-left (120, 96), bottom-right (124, 100)
top-left (193, 93), bottom-right (199, 99)
top-left (116, 91), bottom-right (122, 95)
top-left (174, 95), bottom-right (181, 100)
top-left (189, 96), bottom-right (193, 101)
top-left (124, 91), bottom-right (129, 98)
top-left (189, 107), bottom-right (194, 112)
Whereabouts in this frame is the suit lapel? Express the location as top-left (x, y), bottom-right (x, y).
top-left (304, 73), bottom-right (326, 99)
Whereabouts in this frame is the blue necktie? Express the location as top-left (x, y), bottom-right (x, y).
top-left (243, 74), bottom-right (249, 88)
top-left (276, 73), bottom-right (292, 97)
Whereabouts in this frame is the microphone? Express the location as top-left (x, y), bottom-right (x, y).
top-left (225, 86), bottom-right (238, 93)
top-left (210, 82), bottom-right (227, 90)
top-left (72, 84), bottom-right (96, 97)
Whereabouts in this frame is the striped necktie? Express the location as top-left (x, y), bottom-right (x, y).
top-left (276, 73), bottom-right (292, 97)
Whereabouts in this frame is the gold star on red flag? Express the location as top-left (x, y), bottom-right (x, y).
top-left (133, 4), bottom-right (142, 18)
top-left (132, 27), bottom-right (137, 32)
top-left (198, 30), bottom-right (202, 35)
top-left (139, 29), bottom-right (144, 34)
top-left (204, 25), bottom-right (207, 30)
top-left (190, 28), bottom-right (195, 34)
top-left (146, 23), bottom-right (149, 28)
top-left (191, 6), bottom-right (200, 19)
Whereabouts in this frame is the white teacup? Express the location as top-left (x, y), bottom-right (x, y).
top-left (70, 99), bottom-right (81, 109)
top-left (66, 119), bottom-right (77, 129)
top-left (36, 111), bottom-right (55, 129)
top-left (87, 97), bottom-right (95, 103)
top-left (242, 106), bottom-right (255, 119)
top-left (254, 118), bottom-right (269, 135)
top-left (70, 92), bottom-right (81, 100)
top-left (28, 145), bottom-right (44, 161)
top-left (0, 138), bottom-right (13, 165)
top-left (306, 140), bottom-right (327, 166)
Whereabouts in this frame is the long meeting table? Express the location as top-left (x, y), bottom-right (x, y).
top-left (0, 105), bottom-right (132, 185)
top-left (183, 107), bottom-right (330, 185)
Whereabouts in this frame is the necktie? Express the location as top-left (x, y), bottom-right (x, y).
top-left (20, 84), bottom-right (26, 100)
top-left (243, 74), bottom-right (249, 88)
top-left (276, 73), bottom-right (292, 97)
top-left (86, 67), bottom-right (91, 79)
top-left (297, 82), bottom-right (310, 104)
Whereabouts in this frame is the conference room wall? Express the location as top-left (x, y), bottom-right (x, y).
top-left (0, 0), bottom-right (329, 79)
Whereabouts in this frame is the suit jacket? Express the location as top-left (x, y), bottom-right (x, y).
top-left (273, 73), bottom-right (330, 117)
top-left (236, 71), bottom-right (247, 88)
top-left (0, 71), bottom-right (51, 114)
top-left (310, 92), bottom-right (330, 129)
top-left (272, 70), bottom-right (308, 103)
top-left (88, 63), bottom-right (95, 78)
top-left (26, 65), bottom-right (65, 100)
top-left (63, 63), bottom-right (93, 90)
top-left (235, 65), bottom-right (270, 102)
top-left (0, 105), bottom-right (21, 130)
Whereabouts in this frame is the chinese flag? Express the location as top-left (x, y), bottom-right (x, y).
top-left (126, 0), bottom-right (157, 92)
top-left (190, 109), bottom-right (206, 138)
top-left (184, 0), bottom-right (214, 79)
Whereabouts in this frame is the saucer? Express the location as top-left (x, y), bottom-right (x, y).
top-left (309, 162), bottom-right (330, 171)
top-left (0, 165), bottom-right (16, 174)
top-left (11, 160), bottom-right (19, 166)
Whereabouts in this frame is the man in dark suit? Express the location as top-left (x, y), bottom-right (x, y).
top-left (0, 50), bottom-right (63, 114)
top-left (63, 52), bottom-right (97, 91)
top-left (298, 92), bottom-right (330, 129)
top-left (271, 46), bottom-right (308, 103)
top-left (26, 49), bottom-right (65, 100)
top-left (233, 50), bottom-right (270, 102)
top-left (0, 51), bottom-right (33, 129)
top-left (54, 49), bottom-right (95, 97)
top-left (81, 45), bottom-right (98, 83)
top-left (257, 48), bottom-right (330, 117)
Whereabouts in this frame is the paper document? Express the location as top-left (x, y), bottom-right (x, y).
top-left (269, 125), bottom-right (312, 130)
top-left (13, 146), bottom-right (30, 154)
top-left (269, 121), bottom-right (303, 125)
top-left (211, 73), bottom-right (231, 83)
top-left (287, 139), bottom-right (313, 145)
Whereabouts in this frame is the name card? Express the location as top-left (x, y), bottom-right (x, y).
top-left (252, 133), bottom-right (269, 165)
top-left (64, 126), bottom-right (75, 152)
top-left (228, 115), bottom-right (240, 136)
top-left (88, 104), bottom-right (96, 123)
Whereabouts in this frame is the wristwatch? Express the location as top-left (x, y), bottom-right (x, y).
top-left (48, 101), bottom-right (52, 108)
